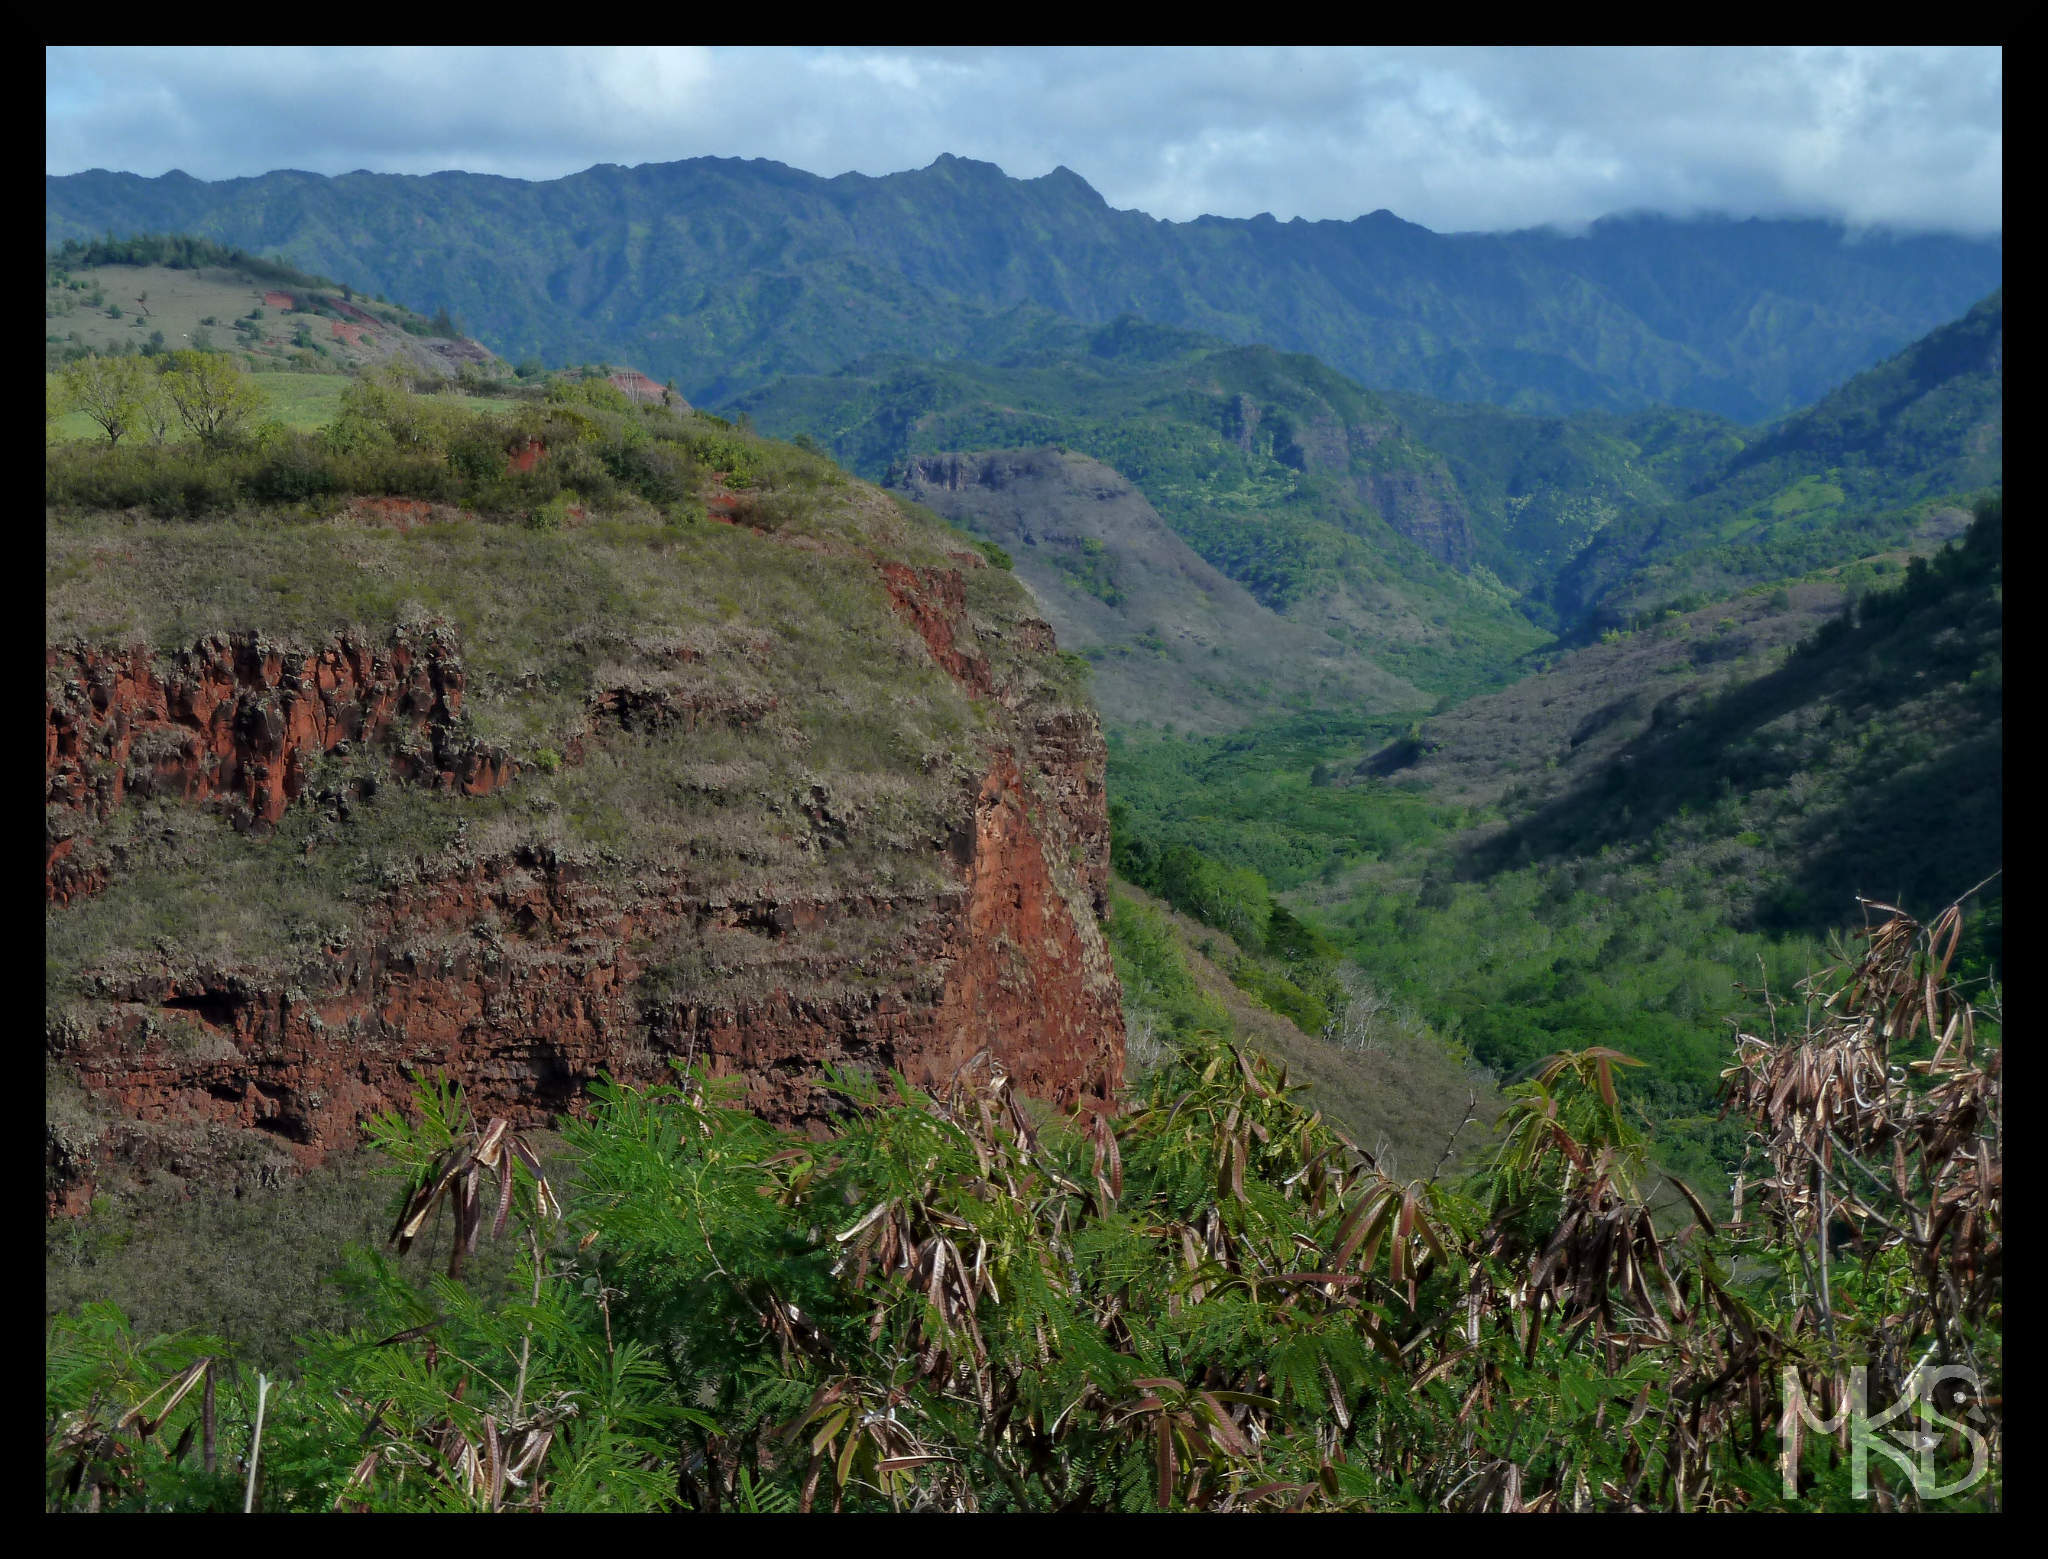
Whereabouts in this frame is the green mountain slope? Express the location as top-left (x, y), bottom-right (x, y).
top-left (47, 157), bottom-right (2000, 418)
top-left (735, 325), bottom-right (1548, 699)
top-left (1377, 394), bottom-right (1746, 605)
top-left (1550, 291), bottom-right (2002, 627)
top-left (1470, 498), bottom-right (2003, 937)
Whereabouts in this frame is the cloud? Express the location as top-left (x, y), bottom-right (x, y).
top-left (45, 45), bottom-right (2001, 235)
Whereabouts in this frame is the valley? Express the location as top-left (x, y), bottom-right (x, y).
top-left (44, 159), bottom-right (2000, 1511)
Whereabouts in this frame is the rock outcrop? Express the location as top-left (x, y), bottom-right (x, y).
top-left (47, 628), bottom-right (513, 903)
top-left (46, 510), bottom-right (1123, 1215)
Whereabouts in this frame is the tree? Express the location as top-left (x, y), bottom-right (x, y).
top-left (60, 354), bottom-right (149, 445)
top-left (161, 350), bottom-right (264, 448)
top-left (135, 367), bottom-right (175, 446)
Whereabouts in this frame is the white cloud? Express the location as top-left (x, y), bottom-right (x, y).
top-left (45, 44), bottom-right (2001, 235)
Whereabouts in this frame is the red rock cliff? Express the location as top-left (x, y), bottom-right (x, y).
top-left (46, 538), bottom-right (1123, 1214)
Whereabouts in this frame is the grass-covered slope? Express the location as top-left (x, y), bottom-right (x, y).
top-left (47, 158), bottom-right (2000, 418)
top-left (1107, 881), bottom-right (1500, 1178)
top-left (45, 234), bottom-right (508, 384)
top-left (45, 378), bottom-right (1131, 1364)
top-left (46, 376), bottom-right (1123, 1242)
top-left (47, 405), bottom-right (1073, 987)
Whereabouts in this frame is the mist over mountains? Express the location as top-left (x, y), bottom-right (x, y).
top-left (46, 154), bottom-right (2000, 419)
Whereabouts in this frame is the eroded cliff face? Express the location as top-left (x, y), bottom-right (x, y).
top-left (46, 628), bottom-right (513, 904)
top-left (46, 508), bottom-right (1122, 1215)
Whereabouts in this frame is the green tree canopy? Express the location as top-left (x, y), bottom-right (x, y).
top-left (60, 354), bottom-right (150, 445)
top-left (161, 350), bottom-right (264, 448)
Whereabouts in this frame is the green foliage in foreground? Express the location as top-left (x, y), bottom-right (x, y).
top-left (47, 903), bottom-right (2000, 1511)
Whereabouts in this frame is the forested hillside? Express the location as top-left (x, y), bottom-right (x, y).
top-left (740, 294), bottom-right (1999, 655)
top-left (1378, 393), bottom-right (1747, 611)
top-left (47, 157), bottom-right (1999, 416)
top-left (740, 326), bottom-right (1547, 700)
top-left (1550, 291), bottom-right (2003, 627)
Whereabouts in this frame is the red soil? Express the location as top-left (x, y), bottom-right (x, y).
top-left (608, 369), bottom-right (669, 403)
top-left (341, 495), bottom-right (471, 530)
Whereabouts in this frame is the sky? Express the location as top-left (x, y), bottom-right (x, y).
top-left (45, 46), bottom-right (2002, 236)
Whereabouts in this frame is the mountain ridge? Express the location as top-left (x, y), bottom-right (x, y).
top-left (48, 156), bottom-right (2001, 418)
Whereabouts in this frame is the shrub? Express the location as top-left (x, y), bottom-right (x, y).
top-left (549, 377), bottom-right (634, 416)
top-left (249, 433), bottom-right (339, 503)
top-left (528, 488), bottom-right (581, 531)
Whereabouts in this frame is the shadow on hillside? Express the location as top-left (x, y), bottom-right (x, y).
top-left (1764, 728), bottom-right (2001, 933)
top-left (1463, 529), bottom-right (2001, 940)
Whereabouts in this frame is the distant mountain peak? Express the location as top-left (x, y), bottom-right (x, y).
top-left (1035, 164), bottom-right (1106, 203)
top-left (926, 152), bottom-right (1007, 177)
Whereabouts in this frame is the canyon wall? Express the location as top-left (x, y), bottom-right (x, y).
top-left (46, 519), bottom-right (1122, 1214)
